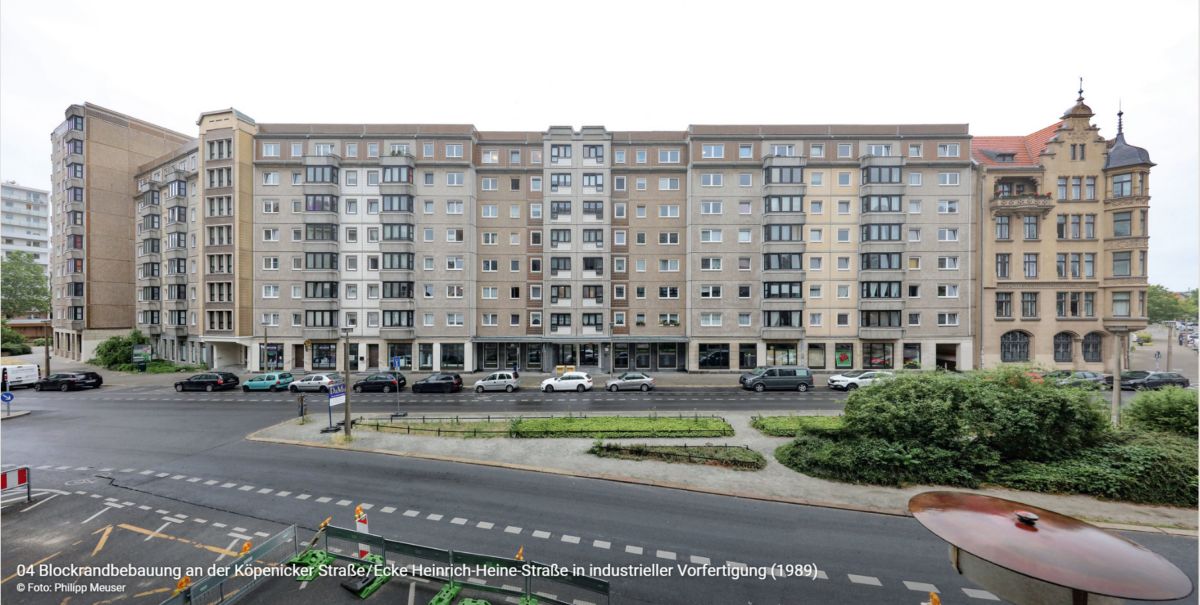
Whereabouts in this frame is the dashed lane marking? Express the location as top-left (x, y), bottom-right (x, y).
top-left (254, 531), bottom-right (270, 538)
top-left (561, 535), bottom-right (580, 544)
top-left (55, 465), bottom-right (71, 470)
top-left (593, 540), bottom-right (610, 550)
top-left (335, 499), bottom-right (352, 506)
top-left (504, 526), bottom-right (522, 534)
top-left (155, 473), bottom-right (170, 478)
top-left (233, 527), bottom-right (248, 533)
top-left (476, 522), bottom-right (493, 530)
top-left (359, 503), bottom-right (373, 510)
top-left (815, 570), bottom-right (829, 580)
top-left (962, 588), bottom-right (1000, 601)
top-left (726, 561), bottom-right (747, 569)
top-left (847, 574), bottom-right (882, 587)
top-left (625, 546), bottom-right (643, 555)
top-left (315, 497), bottom-right (332, 503)
top-left (296, 494), bottom-right (311, 500)
top-left (451, 517), bottom-right (468, 525)
top-left (155, 509), bottom-right (169, 515)
top-left (237, 485), bottom-right (255, 491)
top-left (257, 488), bottom-right (273, 495)
top-left (531, 530), bottom-right (550, 539)
top-left (275, 491), bottom-right (291, 497)
top-left (204, 480), bottom-right (219, 486)
top-left (403, 510), bottom-right (420, 517)
top-left (212, 523), bottom-right (227, 529)
top-left (187, 477), bottom-right (202, 483)
top-left (381, 506), bottom-right (396, 514)
top-left (904, 581), bottom-right (939, 593)
top-left (193, 519), bottom-right (207, 524)
top-left (170, 474), bottom-right (186, 480)
top-left (690, 555), bottom-right (710, 565)
top-left (220, 482), bottom-right (237, 488)
top-left (426, 514), bottom-right (443, 521)
top-left (89, 494), bottom-right (102, 499)
top-left (655, 550), bottom-right (676, 561)
top-left (228, 532), bottom-right (253, 541)
top-left (139, 470), bottom-right (155, 475)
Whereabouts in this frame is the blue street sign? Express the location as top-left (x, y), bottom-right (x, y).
top-left (328, 383), bottom-right (346, 407)
top-left (0, 392), bottom-right (12, 403)
top-left (390, 356), bottom-right (404, 370)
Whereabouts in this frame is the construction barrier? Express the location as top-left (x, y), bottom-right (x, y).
top-left (158, 525), bottom-right (298, 605)
top-left (0, 466), bottom-right (31, 502)
top-left (318, 524), bottom-right (611, 605)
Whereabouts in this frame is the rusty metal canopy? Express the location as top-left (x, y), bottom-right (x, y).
top-left (909, 491), bottom-right (1193, 601)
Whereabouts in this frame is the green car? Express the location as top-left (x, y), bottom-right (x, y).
top-left (242, 372), bottom-right (295, 392)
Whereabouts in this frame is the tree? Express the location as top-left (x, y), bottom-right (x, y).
top-left (1147, 284), bottom-right (1192, 323)
top-left (0, 251), bottom-right (49, 319)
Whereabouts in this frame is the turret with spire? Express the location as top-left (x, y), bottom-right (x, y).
top-left (1105, 104), bottom-right (1153, 169)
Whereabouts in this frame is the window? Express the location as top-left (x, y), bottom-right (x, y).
top-left (937, 228), bottom-right (959, 242)
top-left (861, 196), bottom-right (901, 213)
top-left (445, 144), bottom-right (464, 158)
top-left (837, 144), bottom-right (852, 158)
top-left (635, 178), bottom-right (646, 191)
top-left (1112, 173), bottom-right (1132, 197)
top-left (937, 313), bottom-right (959, 326)
top-left (658, 149), bottom-right (680, 163)
top-left (658, 177), bottom-right (680, 191)
top-left (263, 228), bottom-right (279, 242)
top-left (937, 200), bottom-right (959, 214)
top-left (700, 285), bottom-right (722, 299)
top-left (701, 173), bottom-right (723, 187)
top-left (700, 229), bottom-right (723, 243)
top-left (1082, 333), bottom-right (1103, 362)
top-left (1113, 211), bottom-right (1132, 237)
top-left (995, 292), bottom-right (1013, 318)
top-left (700, 312), bottom-right (722, 327)
top-left (1021, 292), bottom-right (1039, 318)
top-left (738, 228), bottom-right (752, 243)
top-left (995, 215), bottom-right (1011, 239)
top-left (262, 172), bottom-right (279, 186)
top-left (446, 172), bottom-right (464, 186)
top-left (1112, 251), bottom-right (1131, 277)
top-left (938, 256), bottom-right (959, 270)
top-left (262, 143), bottom-right (280, 157)
top-left (766, 167), bottom-right (804, 184)
top-left (936, 143), bottom-right (960, 157)
top-left (1023, 253), bottom-right (1038, 278)
top-left (865, 144), bottom-right (891, 157)
top-left (938, 172), bottom-right (960, 186)
top-left (701, 144), bottom-right (724, 159)
top-left (1001, 331), bottom-right (1030, 362)
top-left (908, 172), bottom-right (922, 186)
top-left (936, 284), bottom-right (959, 298)
top-left (765, 196), bottom-right (803, 212)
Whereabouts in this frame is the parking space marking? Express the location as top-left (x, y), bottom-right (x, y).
top-left (80, 508), bottom-right (111, 524)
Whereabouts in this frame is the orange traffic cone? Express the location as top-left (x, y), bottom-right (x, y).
top-left (514, 546), bottom-right (524, 561)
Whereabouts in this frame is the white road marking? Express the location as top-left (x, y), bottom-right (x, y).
top-left (36, 465), bottom-right (52, 470)
top-left (20, 493), bottom-right (59, 512)
top-left (233, 527), bottom-right (248, 533)
top-left (204, 480), bottom-right (219, 486)
top-left (726, 561), bottom-right (747, 569)
top-left (904, 581), bottom-right (938, 593)
top-left (467, 577), bottom-right (486, 585)
top-left (656, 550), bottom-right (676, 561)
top-left (215, 538), bottom-right (240, 563)
top-left (275, 491), bottom-right (291, 497)
top-left (155, 473), bottom-right (170, 478)
top-left (815, 570), bottom-right (829, 580)
top-left (187, 477), bottom-right (202, 483)
top-left (139, 470), bottom-right (154, 475)
top-left (171, 514), bottom-right (188, 520)
top-left (147, 521), bottom-right (176, 541)
top-left (381, 506), bottom-right (396, 514)
top-left (504, 526), bottom-right (522, 534)
top-left (155, 509), bottom-right (169, 515)
top-left (74, 490), bottom-right (88, 495)
top-left (220, 482), bottom-right (236, 488)
top-left (170, 474), bottom-right (186, 480)
top-left (56, 465), bottom-right (71, 470)
top-left (212, 523), bottom-right (227, 529)
top-left (121, 501), bottom-right (135, 507)
top-left (254, 531), bottom-right (270, 538)
top-left (451, 517), bottom-right (468, 525)
top-left (105, 497), bottom-right (118, 502)
top-left (962, 588), bottom-right (1001, 600)
top-left (237, 485), bottom-right (254, 491)
top-left (315, 497), bottom-right (332, 503)
top-left (501, 584), bottom-right (522, 592)
top-left (592, 540), bottom-right (610, 550)
top-left (89, 494), bottom-right (102, 499)
top-left (257, 488), bottom-right (273, 495)
top-left (359, 503), bottom-right (373, 510)
top-left (534, 592), bottom-right (557, 600)
top-left (625, 545), bottom-right (643, 555)
top-left (296, 494), bottom-right (311, 500)
top-left (403, 510), bottom-right (420, 517)
top-left (476, 522), bottom-right (493, 530)
top-left (561, 535), bottom-right (580, 544)
top-left (531, 530), bottom-right (550, 539)
top-left (426, 514), bottom-right (443, 521)
top-left (100, 468), bottom-right (113, 472)
top-left (193, 518), bottom-right (207, 524)
top-left (573, 600), bottom-right (596, 605)
top-left (228, 532), bottom-right (253, 540)
top-left (336, 499), bottom-right (352, 506)
top-left (690, 555), bottom-right (710, 565)
top-left (848, 574), bottom-right (882, 586)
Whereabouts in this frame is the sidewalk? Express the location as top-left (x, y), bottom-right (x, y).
top-left (1131, 324), bottom-right (1198, 383)
top-left (249, 410), bottom-right (1197, 533)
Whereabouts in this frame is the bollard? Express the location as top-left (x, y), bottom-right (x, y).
top-left (297, 394), bottom-right (307, 418)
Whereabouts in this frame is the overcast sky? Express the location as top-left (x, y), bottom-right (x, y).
top-left (2, 0), bottom-right (1196, 290)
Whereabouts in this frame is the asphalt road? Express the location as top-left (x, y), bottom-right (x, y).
top-left (1, 388), bottom-right (1195, 605)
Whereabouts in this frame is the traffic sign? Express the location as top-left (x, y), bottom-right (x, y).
top-left (328, 383), bottom-right (346, 407)
top-left (0, 392), bottom-right (12, 403)
top-left (1155, 351), bottom-right (1162, 359)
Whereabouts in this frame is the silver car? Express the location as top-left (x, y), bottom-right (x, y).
top-left (289, 373), bottom-right (343, 393)
top-left (474, 371), bottom-right (520, 393)
top-left (605, 372), bottom-right (655, 392)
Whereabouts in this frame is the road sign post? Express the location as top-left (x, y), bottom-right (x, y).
top-left (320, 384), bottom-right (346, 434)
top-left (2, 391), bottom-right (13, 417)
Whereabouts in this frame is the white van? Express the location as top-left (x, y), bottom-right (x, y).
top-left (2, 364), bottom-right (41, 389)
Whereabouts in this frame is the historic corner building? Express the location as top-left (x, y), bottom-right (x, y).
top-left (973, 92), bottom-right (1151, 370)
top-left (48, 93), bottom-right (1151, 374)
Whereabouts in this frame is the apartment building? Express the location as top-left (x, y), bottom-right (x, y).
top-left (2, 181), bottom-right (51, 274)
top-left (49, 103), bottom-right (192, 361)
top-left (974, 92), bottom-right (1152, 370)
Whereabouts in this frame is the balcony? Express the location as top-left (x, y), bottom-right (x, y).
top-left (858, 300), bottom-right (905, 312)
top-left (763, 212), bottom-right (806, 226)
top-left (858, 241), bottom-right (906, 254)
top-left (762, 240), bottom-right (807, 253)
top-left (549, 324), bottom-right (573, 335)
top-left (380, 327), bottom-right (416, 340)
top-left (379, 154), bottom-right (415, 168)
top-left (164, 167), bottom-right (188, 183)
top-left (378, 181), bottom-right (414, 196)
top-left (859, 327), bottom-right (904, 340)
top-left (859, 155), bottom-right (905, 168)
top-left (548, 269), bottom-right (571, 279)
top-left (761, 326), bottom-right (805, 340)
top-left (989, 194), bottom-right (1055, 215)
top-left (167, 325), bottom-right (189, 338)
top-left (859, 212), bottom-right (905, 226)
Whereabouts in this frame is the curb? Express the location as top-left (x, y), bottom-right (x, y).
top-left (0, 411), bottom-right (31, 420)
top-left (245, 429), bottom-right (1196, 536)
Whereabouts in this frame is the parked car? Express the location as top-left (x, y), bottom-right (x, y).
top-left (1042, 370), bottom-right (1110, 390)
top-left (739, 366), bottom-right (814, 392)
top-left (352, 373), bottom-right (403, 393)
top-left (2, 364), bottom-right (43, 389)
top-left (375, 371), bottom-right (407, 390)
top-left (474, 371), bottom-right (519, 393)
top-left (288, 373), bottom-right (343, 393)
top-left (1105, 370), bottom-right (1149, 390)
top-left (541, 372), bottom-right (593, 392)
top-left (412, 373), bottom-right (462, 393)
top-left (243, 372), bottom-right (294, 392)
top-left (605, 372), bottom-right (655, 392)
top-left (1121, 371), bottom-right (1190, 391)
top-left (34, 371), bottom-right (103, 392)
top-left (827, 370), bottom-right (894, 391)
top-left (175, 372), bottom-right (238, 392)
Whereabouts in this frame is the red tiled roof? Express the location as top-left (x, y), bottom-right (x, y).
top-left (972, 122), bottom-right (1061, 167)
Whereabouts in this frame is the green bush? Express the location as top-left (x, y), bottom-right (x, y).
top-left (90, 330), bottom-right (150, 369)
top-left (1135, 331), bottom-right (1152, 344)
top-left (1, 322), bottom-right (25, 345)
top-left (513, 415), bottom-right (733, 438)
top-left (109, 360), bottom-right (203, 374)
top-left (1, 342), bottom-right (31, 355)
top-left (29, 337), bottom-right (47, 347)
top-left (1125, 387), bottom-right (1198, 437)
top-left (842, 367), bottom-right (1107, 462)
top-left (776, 434), bottom-right (981, 488)
top-left (590, 443), bottom-right (766, 470)
top-left (991, 431), bottom-right (1197, 506)
top-left (751, 415), bottom-right (843, 437)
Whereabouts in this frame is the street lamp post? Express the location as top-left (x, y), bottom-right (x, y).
top-left (341, 326), bottom-right (352, 438)
top-left (1108, 327), bottom-right (1131, 426)
top-left (260, 319), bottom-right (269, 372)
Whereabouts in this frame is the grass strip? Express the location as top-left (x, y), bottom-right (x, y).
top-left (751, 415), bottom-right (843, 437)
top-left (589, 443), bottom-right (766, 470)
